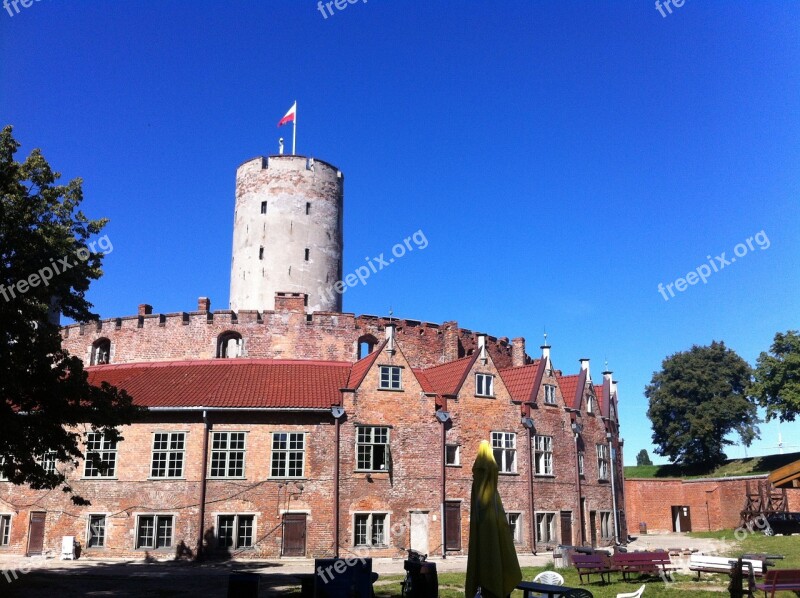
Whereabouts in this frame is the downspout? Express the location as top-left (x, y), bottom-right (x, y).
top-left (572, 418), bottom-right (584, 546)
top-left (441, 415), bottom-right (446, 559)
top-left (196, 409), bottom-right (210, 560)
top-left (608, 433), bottom-right (619, 545)
top-left (523, 409), bottom-right (536, 554)
top-left (333, 409), bottom-right (342, 558)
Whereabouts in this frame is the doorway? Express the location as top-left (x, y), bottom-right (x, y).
top-left (589, 511), bottom-right (597, 547)
top-left (410, 511), bottom-right (428, 554)
top-left (560, 511), bottom-right (573, 545)
top-left (27, 512), bottom-right (46, 556)
top-left (671, 506), bottom-right (692, 532)
top-left (444, 502), bottom-right (461, 550)
top-left (282, 513), bottom-right (307, 556)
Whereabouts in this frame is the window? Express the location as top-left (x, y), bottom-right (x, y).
top-left (210, 432), bottom-right (246, 478)
top-left (544, 384), bottom-right (556, 405)
top-left (304, 248), bottom-right (310, 261)
top-left (379, 366), bottom-right (402, 390)
top-left (354, 513), bottom-right (387, 547)
top-left (445, 445), bottom-right (460, 466)
top-left (507, 513), bottom-right (522, 544)
top-left (578, 452), bottom-right (585, 476)
top-left (535, 513), bottom-right (556, 543)
top-left (151, 432), bottom-right (186, 478)
top-left (0, 457), bottom-right (6, 481)
top-left (88, 515), bottom-right (106, 548)
top-left (475, 373), bottom-right (494, 397)
top-left (84, 433), bottom-right (118, 478)
top-left (305, 202), bottom-right (311, 215)
top-left (217, 515), bottom-right (254, 549)
top-left (597, 444), bottom-right (609, 481)
top-left (259, 246), bottom-right (264, 260)
top-left (534, 435), bottom-right (553, 476)
top-left (600, 511), bottom-right (613, 539)
top-left (356, 427), bottom-right (389, 471)
top-left (260, 201), bottom-right (267, 214)
top-left (491, 432), bottom-right (516, 474)
top-left (271, 432), bottom-right (305, 478)
top-left (217, 332), bottom-right (243, 358)
top-left (39, 452), bottom-right (57, 475)
top-left (0, 515), bottom-right (10, 546)
top-left (91, 338), bottom-right (110, 365)
top-left (587, 395), bottom-right (595, 414)
top-left (136, 515), bottom-right (173, 549)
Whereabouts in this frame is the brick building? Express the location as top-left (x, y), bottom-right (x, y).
top-left (0, 154), bottom-right (627, 560)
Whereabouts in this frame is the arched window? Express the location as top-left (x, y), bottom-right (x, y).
top-left (217, 332), bottom-right (243, 358)
top-left (91, 338), bottom-right (111, 365)
top-left (357, 334), bottom-right (378, 360)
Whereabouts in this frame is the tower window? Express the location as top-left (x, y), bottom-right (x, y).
top-left (259, 247), bottom-right (264, 260)
top-left (260, 201), bottom-right (267, 214)
top-left (217, 331), bottom-right (243, 358)
top-left (91, 338), bottom-right (111, 365)
top-left (304, 248), bottom-right (310, 261)
top-left (305, 202), bottom-right (310, 215)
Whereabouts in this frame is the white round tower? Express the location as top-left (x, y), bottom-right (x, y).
top-left (229, 155), bottom-right (344, 312)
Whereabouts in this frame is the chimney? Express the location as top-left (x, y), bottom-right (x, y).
top-left (274, 292), bottom-right (306, 312)
top-left (477, 334), bottom-right (488, 364)
top-left (603, 370), bottom-right (613, 383)
top-left (138, 304), bottom-right (153, 316)
top-left (197, 297), bottom-right (211, 312)
top-left (386, 322), bottom-right (396, 354)
top-left (541, 344), bottom-right (551, 364)
top-left (512, 337), bottom-right (526, 367)
top-left (579, 358), bottom-right (590, 378)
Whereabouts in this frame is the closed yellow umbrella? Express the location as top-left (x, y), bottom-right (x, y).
top-left (465, 440), bottom-right (522, 598)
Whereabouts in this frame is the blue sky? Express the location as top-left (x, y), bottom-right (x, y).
top-left (2, 1), bottom-right (799, 464)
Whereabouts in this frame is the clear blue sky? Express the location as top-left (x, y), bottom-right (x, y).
top-left (2, 1), bottom-right (799, 464)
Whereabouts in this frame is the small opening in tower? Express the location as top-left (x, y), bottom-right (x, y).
top-left (304, 248), bottom-right (310, 261)
top-left (260, 201), bottom-right (267, 214)
top-left (259, 247), bottom-right (264, 260)
top-left (305, 202), bottom-right (310, 215)
top-left (91, 338), bottom-right (111, 365)
top-left (357, 334), bottom-right (378, 359)
top-left (217, 331), bottom-right (243, 359)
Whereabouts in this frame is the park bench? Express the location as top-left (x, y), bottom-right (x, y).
top-left (572, 553), bottom-right (616, 584)
top-left (612, 551), bottom-right (676, 581)
top-left (754, 569), bottom-right (800, 598)
top-left (688, 554), bottom-right (767, 579)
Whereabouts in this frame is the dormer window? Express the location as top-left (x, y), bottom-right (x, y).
top-left (587, 395), bottom-right (595, 414)
top-left (91, 338), bottom-right (111, 365)
top-left (476, 373), bottom-right (494, 397)
top-left (217, 332), bottom-right (243, 358)
top-left (544, 384), bottom-right (556, 405)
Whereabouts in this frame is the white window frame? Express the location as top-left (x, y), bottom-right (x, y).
top-left (356, 426), bottom-right (390, 472)
top-left (209, 431), bottom-right (247, 479)
top-left (587, 395), bottom-right (595, 414)
top-left (544, 384), bottom-right (556, 405)
top-left (270, 432), bottom-right (306, 478)
top-left (0, 457), bottom-right (8, 481)
top-left (475, 373), bottom-right (494, 397)
top-left (216, 514), bottom-right (255, 549)
top-left (600, 511), bottom-right (613, 539)
top-left (578, 451), bottom-right (585, 476)
top-left (445, 444), bottom-right (460, 467)
top-left (507, 512), bottom-right (522, 544)
top-left (87, 514), bottom-right (106, 548)
top-left (135, 514), bottom-right (174, 550)
top-left (597, 443), bottom-right (609, 481)
top-left (378, 365), bottom-right (402, 390)
top-left (353, 512), bottom-right (388, 547)
top-left (491, 431), bottom-right (517, 474)
top-left (150, 432), bottom-right (186, 479)
top-left (534, 435), bottom-right (554, 476)
top-left (83, 432), bottom-right (118, 478)
top-left (535, 512), bottom-right (556, 544)
top-left (0, 514), bottom-right (11, 546)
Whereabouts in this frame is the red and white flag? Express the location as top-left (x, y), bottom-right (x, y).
top-left (277, 102), bottom-right (296, 127)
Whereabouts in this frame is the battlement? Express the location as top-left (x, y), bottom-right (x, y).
top-left (236, 155), bottom-right (343, 179)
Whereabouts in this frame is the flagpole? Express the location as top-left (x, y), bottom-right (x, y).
top-left (292, 101), bottom-right (297, 155)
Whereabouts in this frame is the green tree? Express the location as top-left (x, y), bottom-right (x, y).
top-left (751, 330), bottom-right (800, 423)
top-left (636, 449), bottom-right (653, 466)
top-left (645, 341), bottom-right (758, 468)
top-left (0, 125), bottom-right (140, 504)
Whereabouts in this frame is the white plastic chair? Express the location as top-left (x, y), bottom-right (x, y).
top-left (616, 584), bottom-right (645, 598)
top-left (533, 570), bottom-right (565, 585)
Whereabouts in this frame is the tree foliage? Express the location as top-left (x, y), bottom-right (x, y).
top-left (751, 330), bottom-right (800, 423)
top-left (645, 341), bottom-right (759, 468)
top-left (635, 449), bottom-right (653, 466)
top-left (0, 125), bottom-right (140, 503)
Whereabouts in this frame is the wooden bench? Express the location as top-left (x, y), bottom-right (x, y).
top-left (755, 569), bottom-right (800, 598)
top-left (688, 554), bottom-right (766, 578)
top-left (612, 551), bottom-right (676, 581)
top-left (572, 553), bottom-right (616, 584)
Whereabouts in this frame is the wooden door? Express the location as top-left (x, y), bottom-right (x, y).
top-left (560, 511), bottom-right (573, 545)
top-left (589, 511), bottom-right (597, 547)
top-left (27, 512), bottom-right (46, 556)
top-left (282, 513), bottom-right (306, 556)
top-left (444, 502), bottom-right (461, 550)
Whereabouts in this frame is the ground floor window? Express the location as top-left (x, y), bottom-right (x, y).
top-left (600, 511), bottom-right (613, 539)
top-left (88, 515), bottom-right (106, 548)
top-left (217, 515), bottom-right (254, 549)
top-left (0, 515), bottom-right (10, 546)
top-left (535, 512), bottom-right (556, 544)
top-left (136, 515), bottom-right (173, 549)
top-left (506, 512), bottom-right (522, 543)
top-left (354, 513), bottom-right (387, 547)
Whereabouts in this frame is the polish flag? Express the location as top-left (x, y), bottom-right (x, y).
top-left (277, 102), bottom-right (297, 127)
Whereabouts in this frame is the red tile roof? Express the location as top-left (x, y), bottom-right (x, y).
top-left (412, 368), bottom-right (434, 394)
top-left (498, 360), bottom-right (542, 403)
top-left (557, 374), bottom-right (580, 409)
top-left (86, 359), bottom-right (351, 409)
top-left (346, 341), bottom-right (387, 390)
top-left (422, 354), bottom-right (477, 396)
top-left (594, 384), bottom-right (605, 412)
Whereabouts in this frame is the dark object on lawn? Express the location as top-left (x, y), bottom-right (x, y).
top-left (401, 550), bottom-right (438, 598)
top-left (765, 512), bottom-right (800, 535)
top-left (227, 572), bottom-right (259, 598)
top-left (313, 558), bottom-right (375, 598)
top-left (564, 589), bottom-right (594, 598)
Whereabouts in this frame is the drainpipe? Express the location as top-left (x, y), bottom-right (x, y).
top-left (571, 419), bottom-right (584, 545)
top-left (196, 410), bottom-right (210, 560)
top-left (607, 432), bottom-right (619, 545)
top-left (331, 405), bottom-right (345, 558)
top-left (436, 405), bottom-right (450, 559)
top-left (522, 414), bottom-right (536, 554)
